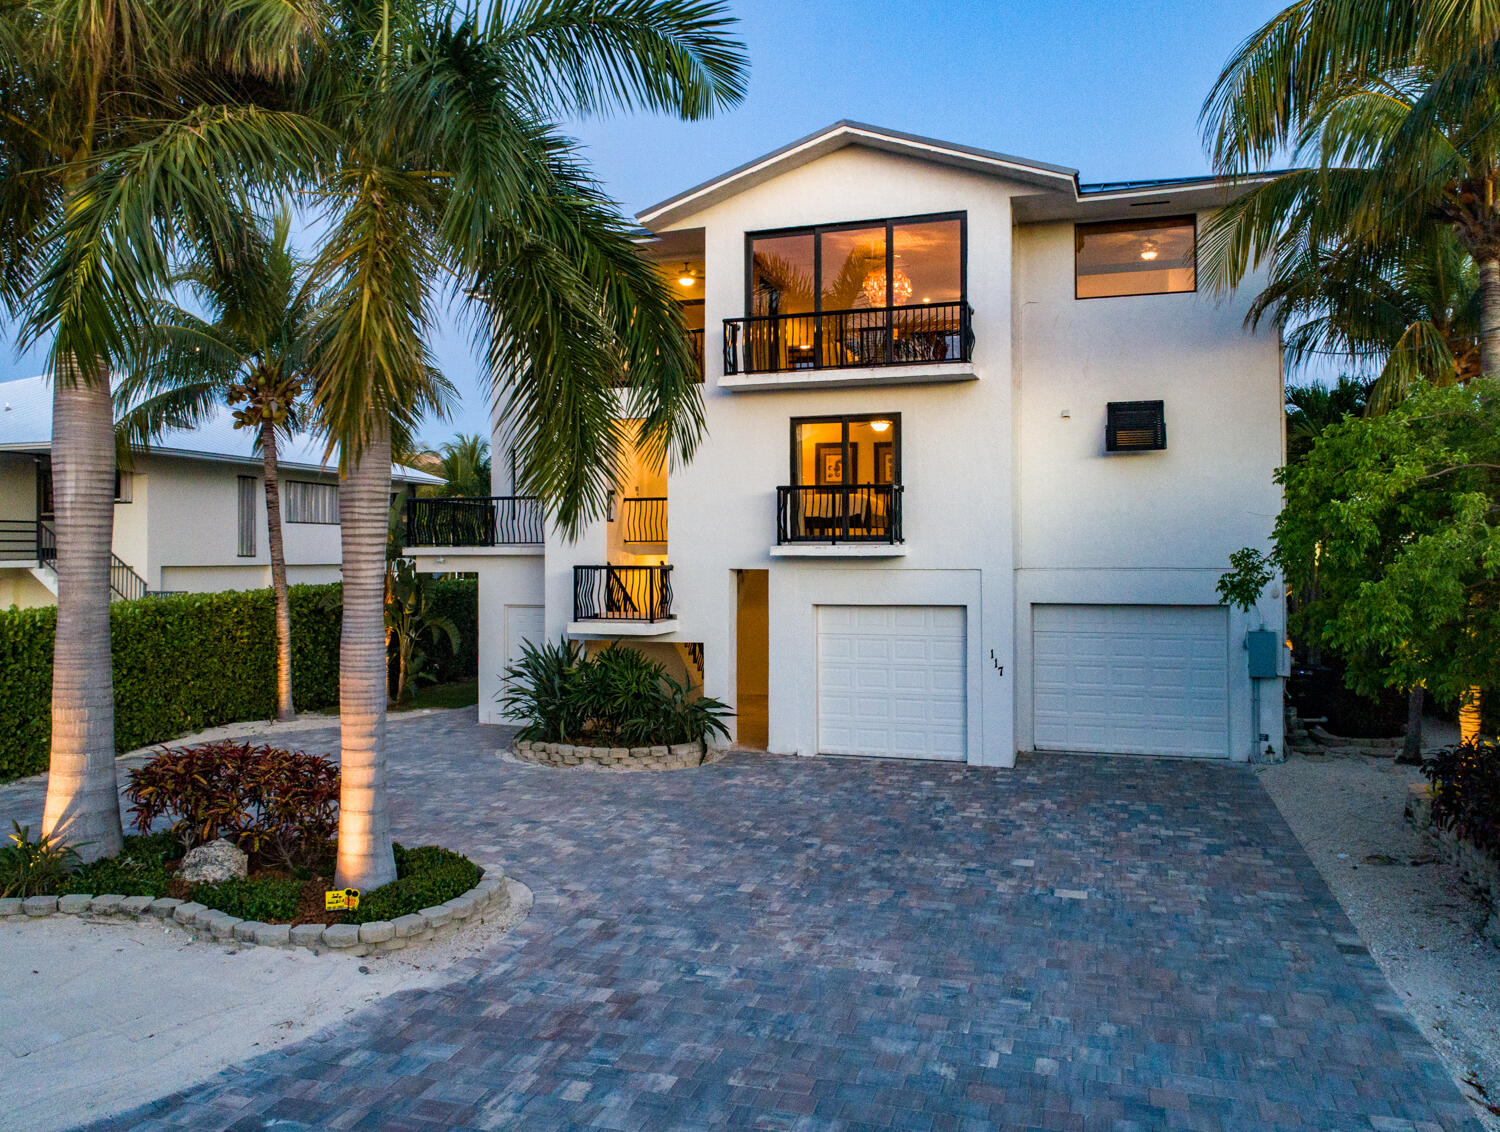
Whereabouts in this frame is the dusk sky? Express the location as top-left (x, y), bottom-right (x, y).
top-left (0, 0), bottom-right (1292, 446)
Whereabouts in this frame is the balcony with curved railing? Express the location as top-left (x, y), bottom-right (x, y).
top-left (403, 496), bottom-right (544, 548)
top-left (724, 302), bottom-right (972, 377)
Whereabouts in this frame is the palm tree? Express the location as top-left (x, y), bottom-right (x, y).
top-left (432, 433), bottom-right (492, 498)
top-left (301, 0), bottom-right (747, 890)
top-left (116, 213), bottom-right (322, 723)
top-left (1200, 1), bottom-right (1500, 377)
top-left (0, 0), bottom-right (319, 859)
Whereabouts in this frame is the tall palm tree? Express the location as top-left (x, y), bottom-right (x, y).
top-left (301, 0), bottom-right (747, 890)
top-left (116, 212), bottom-right (322, 723)
top-left (1200, 0), bottom-right (1500, 376)
top-left (430, 433), bottom-right (492, 498)
top-left (0, 0), bottom-right (320, 859)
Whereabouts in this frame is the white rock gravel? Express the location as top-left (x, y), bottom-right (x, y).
top-left (1257, 753), bottom-right (1500, 1130)
top-left (0, 877), bottom-right (532, 1132)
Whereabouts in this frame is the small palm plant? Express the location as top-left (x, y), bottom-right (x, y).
top-left (385, 559), bottom-right (460, 705)
top-left (0, 822), bottom-right (83, 898)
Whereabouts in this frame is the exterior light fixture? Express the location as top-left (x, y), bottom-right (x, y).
top-left (861, 267), bottom-right (913, 307)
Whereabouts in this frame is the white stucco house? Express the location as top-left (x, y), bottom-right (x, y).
top-left (404, 121), bottom-right (1288, 765)
top-left (0, 374), bottom-right (439, 608)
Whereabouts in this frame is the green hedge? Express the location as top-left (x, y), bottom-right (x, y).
top-left (0, 577), bottom-right (477, 783)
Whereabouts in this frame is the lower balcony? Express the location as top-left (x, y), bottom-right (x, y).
top-left (772, 485), bottom-right (906, 558)
top-left (569, 564), bottom-right (678, 636)
top-left (403, 496), bottom-right (543, 549)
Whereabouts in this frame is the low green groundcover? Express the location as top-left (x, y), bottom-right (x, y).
top-left (44, 839), bottom-right (481, 926)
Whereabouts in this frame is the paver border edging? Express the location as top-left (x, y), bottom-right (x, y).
top-left (1406, 782), bottom-right (1500, 946)
top-left (0, 872), bottom-right (510, 957)
top-left (510, 738), bottom-right (724, 771)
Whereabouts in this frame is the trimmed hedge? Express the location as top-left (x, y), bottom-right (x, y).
top-left (0, 577), bottom-right (477, 783)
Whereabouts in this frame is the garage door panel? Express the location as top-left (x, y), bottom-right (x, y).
top-left (1032, 604), bottom-right (1228, 759)
top-left (818, 605), bottom-right (966, 761)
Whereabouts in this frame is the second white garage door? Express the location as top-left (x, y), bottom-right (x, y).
top-left (1032, 604), bottom-right (1229, 759)
top-left (817, 605), bottom-right (966, 761)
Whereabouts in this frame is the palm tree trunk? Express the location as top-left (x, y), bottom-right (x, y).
top-left (1480, 257), bottom-right (1500, 380)
top-left (1399, 685), bottom-right (1424, 763)
top-left (41, 366), bottom-right (123, 862)
top-left (261, 421), bottom-right (295, 722)
top-left (1460, 687), bottom-right (1482, 745)
top-left (334, 428), bottom-right (397, 891)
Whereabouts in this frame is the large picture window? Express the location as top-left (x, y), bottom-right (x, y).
top-left (750, 214), bottom-right (964, 317)
top-left (284, 480), bottom-right (339, 524)
top-left (1075, 216), bottom-right (1196, 299)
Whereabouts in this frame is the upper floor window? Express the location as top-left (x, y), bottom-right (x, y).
top-left (284, 479), bottom-right (339, 524)
top-left (749, 213), bottom-right (964, 317)
top-left (1075, 216), bottom-right (1196, 299)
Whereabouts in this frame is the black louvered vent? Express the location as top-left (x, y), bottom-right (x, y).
top-left (1106, 400), bottom-right (1166, 452)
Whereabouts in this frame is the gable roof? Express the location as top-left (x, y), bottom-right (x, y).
top-left (637, 121), bottom-right (1079, 229)
top-left (636, 120), bottom-right (1276, 230)
top-left (0, 375), bottom-right (441, 483)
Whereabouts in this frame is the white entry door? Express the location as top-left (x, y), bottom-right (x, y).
top-left (1032, 604), bottom-right (1229, 758)
top-left (503, 605), bottom-right (545, 689)
top-left (817, 605), bottom-right (966, 761)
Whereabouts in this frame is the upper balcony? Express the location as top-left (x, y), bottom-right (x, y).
top-left (403, 496), bottom-right (544, 552)
top-left (724, 301), bottom-right (972, 383)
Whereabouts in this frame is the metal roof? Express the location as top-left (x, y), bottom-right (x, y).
top-left (0, 375), bottom-right (441, 483)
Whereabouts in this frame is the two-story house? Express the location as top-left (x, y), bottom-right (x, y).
top-left (0, 374), bottom-right (439, 607)
top-left (404, 122), bottom-right (1287, 765)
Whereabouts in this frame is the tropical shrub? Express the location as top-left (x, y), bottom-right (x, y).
top-left (57, 833), bottom-right (180, 899)
top-left (0, 578), bottom-right (478, 784)
top-left (0, 822), bottom-right (81, 898)
top-left (1423, 739), bottom-right (1500, 861)
top-left (503, 640), bottom-right (732, 748)
top-left (190, 876), bottom-right (305, 922)
top-left (125, 743), bottom-right (339, 868)
top-left (346, 844), bottom-right (483, 925)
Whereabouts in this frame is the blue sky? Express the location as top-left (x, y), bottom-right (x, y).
top-left (0, 0), bottom-right (1291, 446)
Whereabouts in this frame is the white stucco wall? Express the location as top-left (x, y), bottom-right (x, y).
top-left (1011, 218), bottom-right (1285, 760)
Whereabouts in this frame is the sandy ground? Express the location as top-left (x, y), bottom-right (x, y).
top-left (1258, 754), bottom-right (1500, 1129)
top-left (0, 878), bottom-right (532, 1132)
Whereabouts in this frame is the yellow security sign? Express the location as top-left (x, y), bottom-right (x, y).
top-left (324, 888), bottom-right (360, 911)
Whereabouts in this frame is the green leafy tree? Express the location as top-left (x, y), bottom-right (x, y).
top-left (116, 212), bottom-right (322, 723)
top-left (385, 558), bottom-right (459, 705)
top-left (1220, 379), bottom-right (1500, 723)
top-left (1285, 375), bottom-right (1371, 465)
top-left (0, 0), bottom-right (318, 859)
top-left (300, 0), bottom-right (746, 890)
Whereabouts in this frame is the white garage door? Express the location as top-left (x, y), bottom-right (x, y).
top-left (817, 605), bottom-right (966, 761)
top-left (1033, 604), bottom-right (1229, 759)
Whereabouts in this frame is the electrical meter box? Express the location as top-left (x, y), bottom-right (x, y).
top-left (1246, 630), bottom-right (1285, 678)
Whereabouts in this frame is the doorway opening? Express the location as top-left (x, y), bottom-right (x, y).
top-left (736, 569), bottom-right (769, 748)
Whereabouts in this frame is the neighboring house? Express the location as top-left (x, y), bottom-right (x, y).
top-left (0, 374), bottom-right (439, 608)
top-left (404, 122), bottom-right (1288, 765)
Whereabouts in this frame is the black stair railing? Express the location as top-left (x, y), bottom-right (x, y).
top-left (573, 564), bottom-right (673, 622)
top-left (403, 496), bottom-right (543, 547)
top-left (775, 485), bottom-right (903, 545)
top-left (725, 301), bottom-right (972, 376)
top-left (0, 519), bottom-right (39, 561)
top-left (620, 497), bottom-right (667, 543)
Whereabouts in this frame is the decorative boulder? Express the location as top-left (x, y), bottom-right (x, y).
top-left (178, 838), bottom-right (249, 884)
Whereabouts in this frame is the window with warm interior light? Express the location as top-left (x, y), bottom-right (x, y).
top-left (749, 214), bottom-right (963, 316)
top-left (790, 414), bottom-right (901, 486)
top-left (1075, 216), bottom-right (1196, 299)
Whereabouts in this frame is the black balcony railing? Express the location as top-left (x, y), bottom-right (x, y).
top-left (404, 496), bottom-right (543, 547)
top-left (0, 519), bottom-right (40, 561)
top-left (725, 301), bottom-right (972, 376)
top-left (573, 564), bottom-right (673, 622)
top-left (776, 485), bottom-right (904, 545)
top-left (620, 497), bottom-right (667, 543)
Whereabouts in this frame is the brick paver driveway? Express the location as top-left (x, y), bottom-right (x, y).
top-left (14, 711), bottom-right (1482, 1131)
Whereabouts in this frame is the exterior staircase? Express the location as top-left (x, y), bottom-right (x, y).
top-left (674, 641), bottom-right (705, 687)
